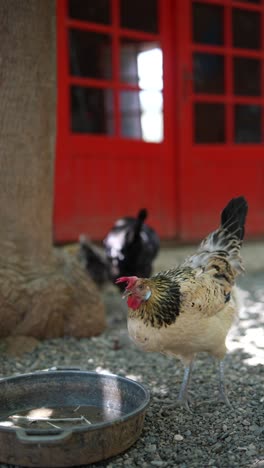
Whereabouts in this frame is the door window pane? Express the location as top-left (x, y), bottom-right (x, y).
top-left (232, 9), bottom-right (261, 49)
top-left (139, 91), bottom-right (163, 142)
top-left (234, 104), bottom-right (261, 143)
top-left (233, 58), bottom-right (261, 96)
top-left (69, 30), bottom-right (112, 79)
top-left (119, 46), bottom-right (163, 142)
top-left (68, 0), bottom-right (111, 25)
top-left (193, 53), bottom-right (225, 94)
top-left (120, 39), bottom-right (162, 88)
top-left (137, 47), bottom-right (163, 91)
top-left (193, 3), bottom-right (224, 46)
top-left (194, 103), bottom-right (225, 143)
top-left (120, 91), bottom-right (142, 139)
top-left (71, 86), bottom-right (114, 135)
top-left (120, 0), bottom-right (158, 33)
top-left (120, 90), bottom-right (163, 142)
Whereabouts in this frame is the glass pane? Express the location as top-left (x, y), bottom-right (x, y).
top-left (234, 104), bottom-right (261, 143)
top-left (233, 58), bottom-right (261, 96)
top-left (120, 90), bottom-right (163, 142)
top-left (120, 40), bottom-right (163, 90)
top-left (232, 9), bottom-right (261, 49)
top-left (71, 86), bottom-right (114, 135)
top-left (120, 0), bottom-right (158, 33)
top-left (69, 29), bottom-right (112, 79)
top-left (194, 103), bottom-right (225, 143)
top-left (68, 0), bottom-right (110, 24)
top-left (193, 3), bottom-right (224, 45)
top-left (120, 91), bottom-right (142, 139)
top-left (193, 53), bottom-right (225, 94)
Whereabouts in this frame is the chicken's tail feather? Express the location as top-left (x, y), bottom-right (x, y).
top-left (210, 196), bottom-right (248, 249)
top-left (184, 196), bottom-right (248, 276)
top-left (221, 196), bottom-right (248, 241)
top-left (132, 208), bottom-right (148, 242)
top-left (138, 208), bottom-right (148, 223)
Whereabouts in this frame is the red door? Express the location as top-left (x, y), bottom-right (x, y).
top-left (177, 0), bottom-right (264, 240)
top-left (54, 0), bottom-right (177, 242)
top-left (55, 0), bottom-right (264, 243)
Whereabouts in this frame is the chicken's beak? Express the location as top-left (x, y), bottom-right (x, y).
top-left (122, 289), bottom-right (132, 300)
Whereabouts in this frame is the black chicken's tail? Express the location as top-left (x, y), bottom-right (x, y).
top-left (132, 208), bottom-right (148, 242)
top-left (184, 197), bottom-right (248, 275)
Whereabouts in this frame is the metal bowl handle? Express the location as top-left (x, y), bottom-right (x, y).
top-left (15, 428), bottom-right (72, 445)
top-left (40, 366), bottom-right (83, 372)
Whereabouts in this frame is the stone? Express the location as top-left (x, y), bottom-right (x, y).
top-left (174, 434), bottom-right (184, 441)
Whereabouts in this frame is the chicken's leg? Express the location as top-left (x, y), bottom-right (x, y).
top-left (177, 361), bottom-right (194, 411)
top-left (218, 360), bottom-right (232, 407)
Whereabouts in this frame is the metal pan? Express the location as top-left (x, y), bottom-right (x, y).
top-left (0, 369), bottom-right (150, 467)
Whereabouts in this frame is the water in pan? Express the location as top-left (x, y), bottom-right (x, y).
top-left (0, 405), bottom-right (124, 429)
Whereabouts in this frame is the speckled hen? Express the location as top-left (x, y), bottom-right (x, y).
top-left (116, 197), bottom-right (248, 411)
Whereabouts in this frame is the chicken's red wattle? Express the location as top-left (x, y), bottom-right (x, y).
top-left (127, 295), bottom-right (141, 310)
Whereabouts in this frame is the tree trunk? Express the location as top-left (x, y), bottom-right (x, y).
top-left (0, 0), bottom-right (106, 338)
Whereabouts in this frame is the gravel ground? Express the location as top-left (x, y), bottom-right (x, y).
top-left (0, 268), bottom-right (263, 468)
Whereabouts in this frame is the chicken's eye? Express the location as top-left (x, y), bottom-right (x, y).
top-left (138, 284), bottom-right (144, 290)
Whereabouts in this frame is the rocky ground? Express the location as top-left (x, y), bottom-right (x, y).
top-left (0, 256), bottom-right (263, 468)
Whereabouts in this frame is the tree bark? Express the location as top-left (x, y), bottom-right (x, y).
top-left (0, 0), bottom-right (106, 338)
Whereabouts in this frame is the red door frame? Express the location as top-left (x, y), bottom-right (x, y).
top-left (54, 0), bottom-right (179, 242)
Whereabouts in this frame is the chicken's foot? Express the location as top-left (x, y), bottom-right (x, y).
top-left (195, 360), bottom-right (233, 409)
top-left (159, 362), bottom-right (194, 415)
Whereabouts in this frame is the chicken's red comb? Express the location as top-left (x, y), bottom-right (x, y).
top-left (115, 276), bottom-right (138, 288)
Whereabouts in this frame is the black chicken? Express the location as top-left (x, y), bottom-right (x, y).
top-left (104, 209), bottom-right (160, 290)
top-left (79, 209), bottom-right (160, 290)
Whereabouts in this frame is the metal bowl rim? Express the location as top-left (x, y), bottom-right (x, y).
top-left (0, 370), bottom-right (150, 434)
